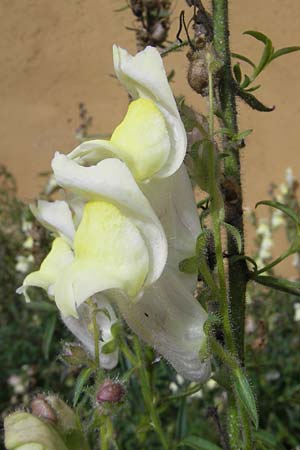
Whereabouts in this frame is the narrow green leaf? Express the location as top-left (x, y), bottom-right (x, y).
top-left (245, 84), bottom-right (261, 92)
top-left (114, 5), bottom-right (130, 12)
top-left (232, 129), bottom-right (253, 141)
top-left (254, 39), bottom-right (273, 78)
top-left (254, 430), bottom-right (279, 449)
top-left (223, 222), bottom-right (242, 253)
top-left (42, 314), bottom-right (57, 360)
top-left (197, 196), bottom-right (210, 209)
top-left (175, 399), bottom-right (187, 441)
top-left (73, 368), bottom-right (93, 407)
top-left (178, 436), bottom-right (222, 450)
top-left (233, 63), bottom-right (242, 83)
top-left (167, 69), bottom-right (175, 82)
top-left (255, 200), bottom-right (300, 225)
top-left (243, 30), bottom-right (271, 45)
top-left (179, 256), bottom-right (198, 274)
top-left (237, 88), bottom-right (275, 112)
top-left (234, 369), bottom-right (259, 429)
top-left (231, 52), bottom-right (256, 68)
top-left (254, 275), bottom-right (300, 296)
top-left (270, 46), bottom-right (300, 62)
top-left (240, 74), bottom-right (251, 89)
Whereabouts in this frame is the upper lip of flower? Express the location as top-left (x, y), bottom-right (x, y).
top-left (67, 45), bottom-right (187, 182)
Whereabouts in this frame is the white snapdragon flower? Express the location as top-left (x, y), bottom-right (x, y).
top-left (18, 46), bottom-right (210, 381)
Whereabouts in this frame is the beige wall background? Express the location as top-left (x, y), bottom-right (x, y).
top-left (0, 0), bottom-right (300, 266)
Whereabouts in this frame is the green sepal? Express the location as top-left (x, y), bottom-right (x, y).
top-left (102, 339), bottom-right (118, 354)
top-left (223, 222), bottom-right (242, 254)
top-left (73, 367), bottom-right (93, 407)
top-left (179, 255), bottom-right (198, 274)
top-left (234, 368), bottom-right (259, 429)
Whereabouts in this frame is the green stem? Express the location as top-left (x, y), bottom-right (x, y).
top-left (207, 54), bottom-right (236, 356)
top-left (92, 303), bottom-right (100, 371)
top-left (256, 246), bottom-right (294, 275)
top-left (212, 0), bottom-right (248, 364)
top-left (100, 419), bottom-right (109, 450)
top-left (133, 337), bottom-right (169, 450)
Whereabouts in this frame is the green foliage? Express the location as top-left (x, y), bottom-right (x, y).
top-left (232, 30), bottom-right (300, 112)
top-left (0, 167), bottom-right (74, 422)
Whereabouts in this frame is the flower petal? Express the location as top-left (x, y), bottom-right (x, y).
top-left (69, 98), bottom-right (170, 182)
top-left (52, 153), bottom-right (167, 287)
top-left (142, 165), bottom-right (200, 292)
top-left (113, 45), bottom-right (187, 178)
top-left (116, 268), bottom-right (211, 381)
top-left (31, 200), bottom-right (75, 244)
top-left (110, 98), bottom-right (170, 181)
top-left (62, 296), bottom-right (119, 370)
top-left (17, 237), bottom-right (74, 299)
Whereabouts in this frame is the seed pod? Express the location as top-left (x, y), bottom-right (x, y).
top-left (96, 379), bottom-right (125, 404)
top-left (31, 395), bottom-right (57, 423)
top-left (187, 50), bottom-right (209, 96)
top-left (151, 22), bottom-right (167, 45)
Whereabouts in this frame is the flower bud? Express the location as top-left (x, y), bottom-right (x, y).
top-left (4, 412), bottom-right (68, 450)
top-left (96, 379), bottom-right (125, 404)
top-left (31, 395), bottom-right (57, 423)
top-left (61, 342), bottom-right (90, 366)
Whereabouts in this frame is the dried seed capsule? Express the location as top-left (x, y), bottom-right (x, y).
top-left (187, 50), bottom-right (209, 96)
top-left (96, 379), bottom-right (125, 404)
top-left (151, 22), bottom-right (167, 45)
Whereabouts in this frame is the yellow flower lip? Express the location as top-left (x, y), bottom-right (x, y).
top-left (53, 200), bottom-right (150, 318)
top-left (110, 98), bottom-right (171, 181)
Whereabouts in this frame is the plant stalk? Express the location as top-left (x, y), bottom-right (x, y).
top-left (133, 337), bottom-right (169, 450)
top-left (212, 0), bottom-right (248, 362)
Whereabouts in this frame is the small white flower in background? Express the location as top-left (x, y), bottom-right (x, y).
top-left (279, 182), bottom-right (288, 196)
top-left (206, 379), bottom-right (217, 390)
top-left (256, 219), bottom-right (273, 263)
top-left (17, 45), bottom-right (210, 381)
top-left (8, 375), bottom-right (22, 387)
top-left (271, 209), bottom-right (284, 229)
top-left (285, 167), bottom-right (294, 188)
top-left (169, 382), bottom-right (178, 393)
top-left (294, 302), bottom-right (300, 322)
top-left (189, 382), bottom-right (203, 399)
top-left (265, 370), bottom-right (280, 381)
top-left (292, 253), bottom-right (300, 270)
top-left (23, 236), bottom-right (34, 249)
top-left (15, 254), bottom-right (34, 274)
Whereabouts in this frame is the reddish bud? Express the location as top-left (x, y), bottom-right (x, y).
top-left (31, 395), bottom-right (57, 423)
top-left (96, 379), bottom-right (125, 404)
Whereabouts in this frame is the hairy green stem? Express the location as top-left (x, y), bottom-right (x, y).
top-left (133, 337), bottom-right (169, 450)
top-left (212, 0), bottom-right (248, 363)
top-left (207, 55), bottom-right (236, 355)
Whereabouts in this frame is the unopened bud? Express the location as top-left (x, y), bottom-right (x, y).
top-left (96, 379), bottom-right (125, 404)
top-left (31, 395), bottom-right (57, 423)
top-left (61, 342), bottom-right (89, 366)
